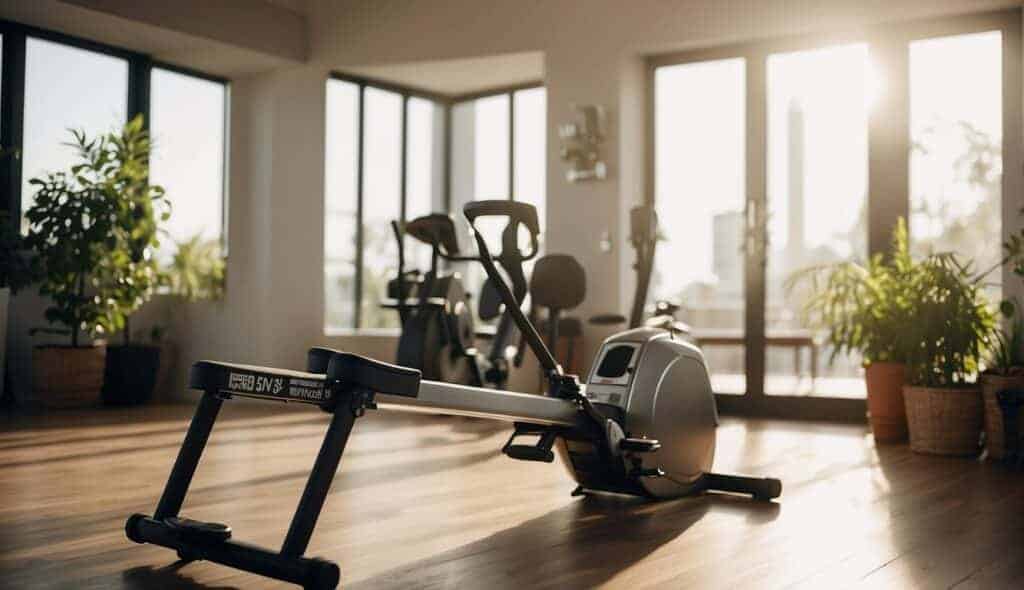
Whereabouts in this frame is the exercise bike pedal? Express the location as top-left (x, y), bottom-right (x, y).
top-left (164, 516), bottom-right (232, 542)
top-left (620, 437), bottom-right (661, 453)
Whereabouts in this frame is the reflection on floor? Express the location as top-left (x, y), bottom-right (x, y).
top-left (1, 403), bottom-right (1020, 589)
top-left (712, 374), bottom-right (866, 399)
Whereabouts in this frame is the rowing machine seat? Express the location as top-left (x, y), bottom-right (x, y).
top-left (326, 352), bottom-right (421, 398)
top-left (307, 347), bottom-right (421, 398)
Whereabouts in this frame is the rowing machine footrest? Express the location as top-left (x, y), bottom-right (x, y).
top-left (164, 516), bottom-right (232, 542)
top-left (503, 425), bottom-right (557, 463)
top-left (620, 437), bottom-right (661, 453)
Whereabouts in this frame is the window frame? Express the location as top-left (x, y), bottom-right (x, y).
top-left (326, 71), bottom-right (544, 332)
top-left (0, 19), bottom-right (231, 256)
top-left (645, 8), bottom-right (1021, 421)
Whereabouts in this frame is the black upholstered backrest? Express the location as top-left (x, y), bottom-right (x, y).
top-left (529, 254), bottom-right (586, 311)
top-left (478, 278), bottom-right (503, 321)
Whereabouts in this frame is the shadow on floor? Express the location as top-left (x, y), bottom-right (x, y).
top-left (347, 492), bottom-right (778, 590)
top-left (119, 562), bottom-right (241, 590)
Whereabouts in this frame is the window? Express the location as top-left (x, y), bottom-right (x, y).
top-left (450, 87), bottom-right (547, 307)
top-left (765, 43), bottom-right (870, 398)
top-left (326, 79), bottom-right (544, 332)
top-left (21, 37), bottom-right (128, 230)
top-left (360, 87), bottom-right (403, 329)
top-left (650, 10), bottom-right (1017, 418)
top-left (405, 96), bottom-right (445, 272)
top-left (909, 31), bottom-right (1002, 299)
top-left (324, 80), bottom-right (360, 330)
top-left (1, 25), bottom-right (230, 276)
top-left (150, 67), bottom-right (228, 259)
top-left (653, 58), bottom-right (746, 394)
top-left (513, 87), bottom-right (547, 233)
top-left (323, 78), bottom-right (448, 332)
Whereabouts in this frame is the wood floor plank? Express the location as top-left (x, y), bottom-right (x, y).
top-left (0, 403), bottom-right (1021, 589)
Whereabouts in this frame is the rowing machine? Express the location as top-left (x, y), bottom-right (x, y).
top-left (125, 200), bottom-right (781, 589)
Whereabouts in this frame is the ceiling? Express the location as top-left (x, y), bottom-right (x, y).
top-left (339, 51), bottom-right (545, 98)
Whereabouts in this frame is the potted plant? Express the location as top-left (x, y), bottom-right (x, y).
top-left (788, 220), bottom-right (916, 443)
top-left (22, 122), bottom-right (153, 408)
top-left (97, 115), bottom-right (170, 405)
top-left (901, 253), bottom-right (995, 456)
top-left (981, 300), bottom-right (1024, 458)
top-left (979, 220), bottom-right (1024, 458)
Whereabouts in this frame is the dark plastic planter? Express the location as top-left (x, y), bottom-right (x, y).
top-left (102, 345), bottom-right (161, 405)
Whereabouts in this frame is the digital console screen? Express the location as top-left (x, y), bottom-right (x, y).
top-left (596, 345), bottom-right (634, 379)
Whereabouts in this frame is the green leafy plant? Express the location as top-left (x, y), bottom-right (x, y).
top-left (986, 212), bottom-right (1024, 373)
top-left (95, 116), bottom-right (169, 345)
top-left (164, 234), bottom-right (225, 303)
top-left (901, 253), bottom-right (994, 387)
top-left (23, 116), bottom-right (168, 347)
top-left (786, 219), bottom-right (917, 365)
top-left (988, 299), bottom-right (1024, 375)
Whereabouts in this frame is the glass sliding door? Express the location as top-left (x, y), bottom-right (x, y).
top-left (909, 31), bottom-right (1003, 301)
top-left (765, 43), bottom-right (871, 399)
top-left (649, 10), bottom-right (1017, 419)
top-left (653, 58), bottom-right (747, 394)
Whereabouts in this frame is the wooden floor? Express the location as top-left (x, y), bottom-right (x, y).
top-left (1, 403), bottom-right (1022, 590)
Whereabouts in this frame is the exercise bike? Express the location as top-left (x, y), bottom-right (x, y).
top-left (126, 200), bottom-right (782, 589)
top-left (381, 205), bottom-right (538, 388)
top-left (590, 203), bottom-right (693, 338)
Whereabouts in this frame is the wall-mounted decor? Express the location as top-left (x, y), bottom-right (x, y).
top-left (559, 104), bottom-right (607, 182)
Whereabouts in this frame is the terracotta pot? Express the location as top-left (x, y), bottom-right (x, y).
top-left (32, 344), bottom-right (106, 409)
top-left (980, 372), bottom-right (1024, 460)
top-left (904, 385), bottom-right (984, 456)
top-left (864, 362), bottom-right (907, 443)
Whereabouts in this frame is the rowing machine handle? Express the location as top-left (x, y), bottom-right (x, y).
top-left (701, 473), bottom-right (782, 501)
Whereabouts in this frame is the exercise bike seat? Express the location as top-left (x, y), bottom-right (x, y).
top-left (307, 347), bottom-right (422, 398)
top-left (405, 213), bottom-right (461, 256)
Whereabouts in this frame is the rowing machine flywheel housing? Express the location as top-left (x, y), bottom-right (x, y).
top-left (560, 327), bottom-right (718, 499)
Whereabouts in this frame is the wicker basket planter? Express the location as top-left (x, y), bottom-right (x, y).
top-left (980, 373), bottom-right (1024, 460)
top-left (32, 344), bottom-right (106, 409)
top-left (904, 385), bottom-right (983, 456)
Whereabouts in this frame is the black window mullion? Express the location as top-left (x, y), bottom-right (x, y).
top-left (0, 31), bottom-right (25, 220)
top-left (354, 85), bottom-right (366, 328)
top-left (127, 55), bottom-right (151, 128)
